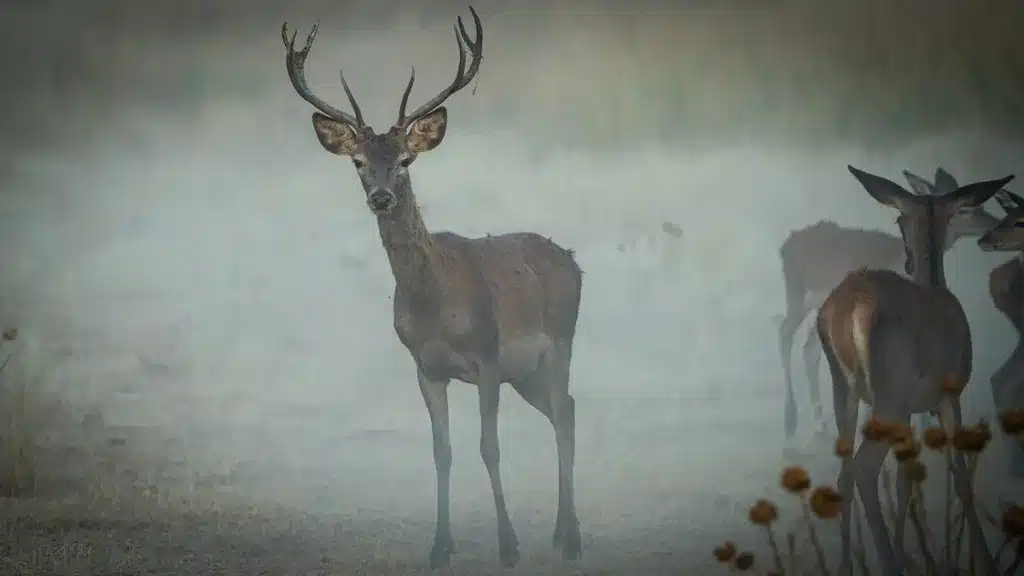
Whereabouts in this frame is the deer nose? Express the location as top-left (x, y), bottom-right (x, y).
top-left (367, 188), bottom-right (396, 212)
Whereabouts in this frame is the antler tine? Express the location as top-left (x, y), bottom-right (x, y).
top-left (281, 21), bottom-right (363, 127)
top-left (338, 70), bottom-right (365, 126)
top-left (396, 67), bottom-right (417, 126)
top-left (397, 6), bottom-right (483, 128)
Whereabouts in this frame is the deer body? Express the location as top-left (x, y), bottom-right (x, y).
top-left (386, 221), bottom-right (582, 386)
top-left (820, 269), bottom-right (970, 413)
top-left (818, 167), bottom-right (1010, 576)
top-left (987, 256), bottom-right (1024, 478)
top-left (281, 8), bottom-right (583, 568)
top-left (979, 191), bottom-right (1024, 477)
top-left (779, 169), bottom-right (1001, 440)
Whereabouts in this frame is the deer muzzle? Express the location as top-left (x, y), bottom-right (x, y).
top-left (368, 188), bottom-right (397, 214)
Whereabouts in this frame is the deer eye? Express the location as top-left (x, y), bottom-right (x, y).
top-left (352, 157), bottom-right (366, 169)
top-left (398, 156), bottom-right (413, 168)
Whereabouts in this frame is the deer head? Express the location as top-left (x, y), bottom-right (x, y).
top-left (281, 7), bottom-right (483, 217)
top-left (902, 168), bottom-right (1004, 247)
top-left (849, 165), bottom-right (1014, 283)
top-left (978, 189), bottom-right (1024, 252)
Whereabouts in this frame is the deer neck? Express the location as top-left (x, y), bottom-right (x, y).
top-left (376, 193), bottom-right (443, 303)
top-left (910, 214), bottom-right (948, 289)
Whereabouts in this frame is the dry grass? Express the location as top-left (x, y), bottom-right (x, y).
top-left (0, 326), bottom-right (164, 504)
top-left (716, 400), bottom-right (1024, 574)
top-left (0, 327), bottom-right (59, 498)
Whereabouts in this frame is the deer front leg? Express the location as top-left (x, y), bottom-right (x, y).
top-left (478, 373), bottom-right (520, 567)
top-left (418, 370), bottom-right (454, 569)
top-left (777, 310), bottom-right (804, 438)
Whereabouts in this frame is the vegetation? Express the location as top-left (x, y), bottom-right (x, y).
top-left (488, 0), bottom-right (1024, 151)
top-left (715, 396), bottom-right (1024, 574)
top-left (0, 327), bottom-right (47, 498)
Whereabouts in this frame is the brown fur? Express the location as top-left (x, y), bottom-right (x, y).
top-left (820, 269), bottom-right (879, 378)
top-left (821, 268), bottom-right (971, 390)
top-left (282, 10), bottom-right (585, 565)
top-left (381, 196), bottom-right (582, 379)
top-left (781, 221), bottom-right (905, 297)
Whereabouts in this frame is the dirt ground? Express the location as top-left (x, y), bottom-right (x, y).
top-left (2, 390), bottom-right (1022, 575)
top-left (0, 391), bottom-right (811, 575)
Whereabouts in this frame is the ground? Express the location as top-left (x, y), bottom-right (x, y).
top-left (3, 362), bottom-right (1022, 575)
top-left (1, 388), bottom-right (850, 575)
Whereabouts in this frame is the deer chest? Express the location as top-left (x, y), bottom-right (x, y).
top-left (392, 295), bottom-right (496, 382)
top-left (393, 309), bottom-right (484, 383)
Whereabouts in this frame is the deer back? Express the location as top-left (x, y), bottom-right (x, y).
top-left (465, 232), bottom-right (582, 343)
top-left (782, 221), bottom-right (904, 295)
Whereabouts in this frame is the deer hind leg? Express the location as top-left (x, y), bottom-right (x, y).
top-left (538, 344), bottom-right (581, 561)
top-left (890, 415), bottom-right (916, 569)
top-left (801, 325), bottom-right (827, 435)
top-left (818, 318), bottom-right (859, 576)
top-left (853, 433), bottom-right (902, 576)
top-left (417, 370), bottom-right (455, 568)
top-left (507, 376), bottom-right (566, 545)
top-left (938, 395), bottom-right (999, 575)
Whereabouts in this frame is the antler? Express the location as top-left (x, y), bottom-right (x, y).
top-left (281, 21), bottom-right (365, 128)
top-left (395, 6), bottom-right (484, 128)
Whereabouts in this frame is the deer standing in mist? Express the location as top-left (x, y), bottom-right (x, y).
top-left (777, 168), bottom-right (1002, 440)
top-left (978, 189), bottom-right (1024, 477)
top-left (817, 166), bottom-right (1010, 576)
top-left (281, 8), bottom-right (583, 568)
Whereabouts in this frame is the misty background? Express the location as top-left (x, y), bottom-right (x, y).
top-left (1, 0), bottom-right (1023, 571)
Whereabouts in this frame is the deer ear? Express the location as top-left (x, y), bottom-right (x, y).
top-left (902, 170), bottom-right (934, 196)
top-left (934, 167), bottom-right (959, 193)
top-left (950, 175), bottom-right (1016, 211)
top-left (312, 113), bottom-right (360, 156)
top-left (406, 107), bottom-right (448, 153)
top-left (848, 165), bottom-right (915, 210)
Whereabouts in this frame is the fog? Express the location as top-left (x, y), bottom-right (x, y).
top-left (1, 0), bottom-right (1023, 572)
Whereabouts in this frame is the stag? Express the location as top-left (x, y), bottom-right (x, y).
top-left (978, 189), bottom-right (1024, 477)
top-left (817, 166), bottom-right (1010, 576)
top-left (778, 168), bottom-right (1002, 440)
top-left (281, 8), bottom-right (583, 568)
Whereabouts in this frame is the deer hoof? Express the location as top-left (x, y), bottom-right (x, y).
top-left (559, 522), bottom-right (582, 561)
top-left (499, 539), bottom-right (520, 568)
top-left (428, 533), bottom-right (454, 568)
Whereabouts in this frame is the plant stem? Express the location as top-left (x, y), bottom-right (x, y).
top-left (801, 500), bottom-right (831, 576)
top-left (994, 535), bottom-right (1011, 568)
top-left (909, 486), bottom-right (940, 575)
top-left (944, 446), bottom-right (954, 571)
top-left (763, 525), bottom-right (785, 575)
top-left (852, 496), bottom-right (870, 576)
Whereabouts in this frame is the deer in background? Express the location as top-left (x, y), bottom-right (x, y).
top-left (777, 168), bottom-right (1002, 440)
top-left (281, 7), bottom-right (583, 568)
top-left (978, 188), bottom-right (1024, 477)
top-left (818, 166), bottom-right (1009, 576)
